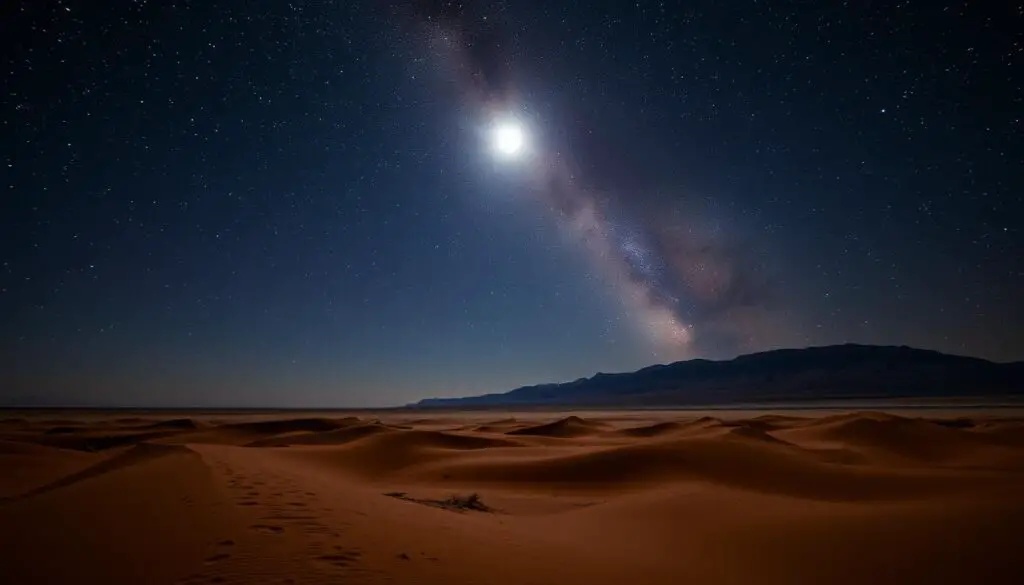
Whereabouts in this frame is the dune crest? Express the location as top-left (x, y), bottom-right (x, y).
top-left (507, 416), bottom-right (607, 437)
top-left (774, 412), bottom-right (1016, 465)
top-left (5, 443), bottom-right (194, 502)
top-left (611, 421), bottom-right (689, 437)
top-left (221, 416), bottom-right (361, 435)
top-left (140, 418), bottom-right (203, 430)
top-left (244, 420), bottom-right (402, 447)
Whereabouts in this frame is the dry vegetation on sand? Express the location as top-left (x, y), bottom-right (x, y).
top-left (1, 409), bottom-right (1024, 584)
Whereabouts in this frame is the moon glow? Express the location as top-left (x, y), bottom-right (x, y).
top-left (491, 120), bottom-right (525, 158)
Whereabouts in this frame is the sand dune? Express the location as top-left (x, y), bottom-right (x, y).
top-left (971, 419), bottom-right (1024, 445)
top-left (5, 443), bottom-right (194, 502)
top-left (610, 420), bottom-right (690, 437)
top-left (752, 413), bottom-right (811, 426)
top-left (506, 415), bottom-right (608, 437)
top-left (1, 408), bottom-right (1023, 584)
top-left (775, 412), bottom-right (1023, 468)
top-left (222, 416), bottom-right (362, 435)
top-left (611, 416), bottom-right (783, 440)
top-left (277, 428), bottom-right (527, 480)
top-left (140, 417), bottom-right (205, 430)
top-left (244, 420), bottom-right (399, 447)
top-left (395, 432), bottom-right (1014, 500)
top-left (468, 417), bottom-right (522, 433)
top-left (0, 439), bottom-right (102, 498)
top-left (0, 439), bottom-right (227, 585)
top-left (722, 423), bottom-right (795, 444)
top-left (33, 428), bottom-right (182, 452)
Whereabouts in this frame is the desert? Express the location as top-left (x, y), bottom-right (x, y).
top-left (8, 0), bottom-right (1022, 582)
top-left (2, 407), bottom-right (1024, 584)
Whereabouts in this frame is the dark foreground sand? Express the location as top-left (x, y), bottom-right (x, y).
top-left (2, 408), bottom-right (1024, 584)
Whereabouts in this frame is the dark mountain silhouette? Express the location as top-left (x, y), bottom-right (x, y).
top-left (413, 344), bottom-right (1024, 408)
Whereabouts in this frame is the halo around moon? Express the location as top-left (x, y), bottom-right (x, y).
top-left (490, 120), bottom-right (526, 159)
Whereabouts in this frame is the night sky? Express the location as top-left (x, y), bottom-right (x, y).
top-left (3, 1), bottom-right (1021, 407)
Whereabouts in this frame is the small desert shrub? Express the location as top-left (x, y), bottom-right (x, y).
top-left (444, 492), bottom-right (488, 511)
top-left (383, 490), bottom-right (491, 512)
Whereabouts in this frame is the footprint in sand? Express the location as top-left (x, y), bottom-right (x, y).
top-left (204, 553), bottom-right (231, 564)
top-left (250, 524), bottom-right (285, 534)
top-left (317, 550), bottom-right (361, 567)
top-left (261, 514), bottom-right (318, 522)
top-left (178, 574), bottom-right (226, 584)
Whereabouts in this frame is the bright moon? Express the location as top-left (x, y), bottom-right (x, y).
top-left (491, 121), bottom-right (525, 158)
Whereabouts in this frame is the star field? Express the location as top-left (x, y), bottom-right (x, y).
top-left (2, 1), bottom-right (1021, 407)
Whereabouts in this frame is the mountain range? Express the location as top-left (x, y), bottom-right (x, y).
top-left (413, 344), bottom-right (1024, 407)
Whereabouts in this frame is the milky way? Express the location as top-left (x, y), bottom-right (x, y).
top-left (396, 0), bottom-right (771, 358)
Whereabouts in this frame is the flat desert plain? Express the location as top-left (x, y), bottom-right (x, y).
top-left (2, 409), bottom-right (1024, 584)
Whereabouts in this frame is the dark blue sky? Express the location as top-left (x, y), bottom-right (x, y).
top-left (3, 1), bottom-right (1021, 407)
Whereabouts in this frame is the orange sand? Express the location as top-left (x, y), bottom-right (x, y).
top-left (2, 409), bottom-right (1023, 584)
